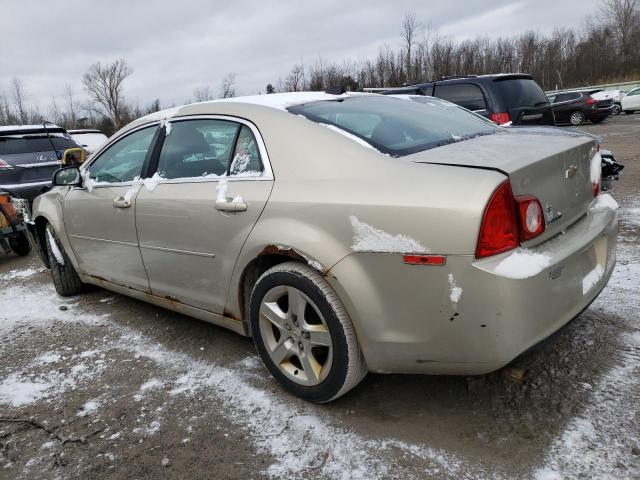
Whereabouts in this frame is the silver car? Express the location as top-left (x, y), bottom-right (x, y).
top-left (26, 93), bottom-right (618, 402)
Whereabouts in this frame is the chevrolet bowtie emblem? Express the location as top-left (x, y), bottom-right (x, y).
top-left (565, 164), bottom-right (578, 178)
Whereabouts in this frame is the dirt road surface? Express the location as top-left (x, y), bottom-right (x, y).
top-left (1, 114), bottom-right (638, 479)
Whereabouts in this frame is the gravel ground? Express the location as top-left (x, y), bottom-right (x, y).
top-left (0, 114), bottom-right (638, 480)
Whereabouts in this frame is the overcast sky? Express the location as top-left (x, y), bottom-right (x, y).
top-left (1, 0), bottom-right (601, 112)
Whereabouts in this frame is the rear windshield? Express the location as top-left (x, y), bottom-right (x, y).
top-left (0, 135), bottom-right (77, 155)
top-left (494, 79), bottom-right (549, 108)
top-left (288, 96), bottom-right (497, 156)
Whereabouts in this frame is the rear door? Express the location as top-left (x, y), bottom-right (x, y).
top-left (134, 116), bottom-right (274, 314)
top-left (63, 124), bottom-right (158, 292)
top-left (550, 93), bottom-right (579, 123)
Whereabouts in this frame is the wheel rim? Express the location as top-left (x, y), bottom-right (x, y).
top-left (258, 285), bottom-right (333, 386)
top-left (570, 112), bottom-right (583, 125)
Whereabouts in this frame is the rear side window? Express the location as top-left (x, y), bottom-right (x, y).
top-left (433, 83), bottom-right (486, 111)
top-left (627, 88), bottom-right (640, 96)
top-left (87, 126), bottom-right (156, 183)
top-left (156, 120), bottom-right (262, 179)
top-left (289, 96), bottom-right (497, 157)
top-left (0, 135), bottom-right (77, 155)
top-left (494, 79), bottom-right (549, 108)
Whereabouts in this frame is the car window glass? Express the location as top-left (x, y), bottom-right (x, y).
top-left (547, 95), bottom-right (556, 103)
top-left (494, 78), bottom-right (549, 108)
top-left (628, 88), bottom-right (640, 96)
top-left (229, 125), bottom-right (263, 175)
top-left (433, 83), bottom-right (486, 111)
top-left (289, 96), bottom-right (497, 157)
top-left (157, 120), bottom-right (239, 179)
top-left (0, 135), bottom-right (77, 156)
top-left (87, 126), bottom-right (156, 183)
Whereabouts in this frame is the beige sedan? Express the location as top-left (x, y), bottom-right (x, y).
top-left (26, 92), bottom-right (618, 402)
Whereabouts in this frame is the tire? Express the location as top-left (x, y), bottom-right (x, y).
top-left (612, 104), bottom-right (621, 115)
top-left (249, 262), bottom-right (367, 403)
top-left (569, 110), bottom-right (586, 126)
top-left (9, 232), bottom-right (31, 256)
top-left (45, 224), bottom-right (84, 296)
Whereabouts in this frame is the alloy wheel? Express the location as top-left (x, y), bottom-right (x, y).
top-left (258, 285), bottom-right (333, 386)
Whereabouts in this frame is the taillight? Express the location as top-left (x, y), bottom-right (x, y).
top-left (586, 98), bottom-right (596, 105)
top-left (0, 158), bottom-right (14, 169)
top-left (476, 181), bottom-right (519, 258)
top-left (514, 196), bottom-right (545, 241)
top-left (590, 150), bottom-right (602, 197)
top-left (490, 112), bottom-right (510, 125)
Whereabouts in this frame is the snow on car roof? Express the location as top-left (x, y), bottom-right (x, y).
top-left (139, 92), bottom-right (375, 122)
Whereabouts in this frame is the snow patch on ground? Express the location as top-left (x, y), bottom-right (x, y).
top-left (349, 216), bottom-right (429, 253)
top-left (0, 268), bottom-right (40, 281)
top-left (494, 248), bottom-right (551, 279)
top-left (582, 264), bottom-right (604, 295)
top-left (0, 375), bottom-right (52, 407)
top-left (77, 399), bottom-right (100, 417)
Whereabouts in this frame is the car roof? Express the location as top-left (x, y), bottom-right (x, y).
top-left (138, 92), bottom-right (374, 123)
top-left (0, 124), bottom-right (66, 136)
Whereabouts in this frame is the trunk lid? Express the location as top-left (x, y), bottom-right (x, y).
top-left (409, 129), bottom-right (597, 244)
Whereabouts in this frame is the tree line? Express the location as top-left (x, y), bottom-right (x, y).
top-left (1, 0), bottom-right (638, 135)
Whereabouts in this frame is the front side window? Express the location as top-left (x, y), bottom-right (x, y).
top-left (288, 96), bottom-right (498, 157)
top-left (157, 120), bottom-right (263, 179)
top-left (433, 83), bottom-right (487, 111)
top-left (627, 88), bottom-right (640, 96)
top-left (87, 126), bottom-right (156, 183)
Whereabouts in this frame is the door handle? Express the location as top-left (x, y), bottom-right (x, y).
top-left (113, 197), bottom-right (132, 208)
top-left (215, 200), bottom-right (247, 212)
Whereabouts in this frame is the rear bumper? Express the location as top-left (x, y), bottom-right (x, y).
top-left (327, 205), bottom-right (618, 375)
top-left (587, 109), bottom-right (612, 120)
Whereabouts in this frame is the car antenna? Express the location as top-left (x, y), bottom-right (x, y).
top-left (42, 121), bottom-right (61, 160)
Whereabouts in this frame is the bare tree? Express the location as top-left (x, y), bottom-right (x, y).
top-left (193, 85), bottom-right (213, 102)
top-left (284, 64), bottom-right (305, 92)
top-left (600, 0), bottom-right (640, 69)
top-left (82, 58), bottom-right (133, 129)
top-left (402, 12), bottom-right (421, 83)
top-left (219, 73), bottom-right (237, 98)
top-left (12, 78), bottom-right (28, 124)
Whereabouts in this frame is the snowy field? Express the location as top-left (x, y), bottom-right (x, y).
top-left (0, 114), bottom-right (639, 479)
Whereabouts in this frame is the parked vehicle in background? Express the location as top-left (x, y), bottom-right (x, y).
top-left (0, 190), bottom-right (30, 256)
top-left (621, 87), bottom-right (640, 113)
top-left (546, 89), bottom-right (613, 126)
top-left (68, 129), bottom-right (108, 155)
top-left (27, 92), bottom-right (617, 403)
top-left (382, 74), bottom-right (555, 126)
top-left (0, 125), bottom-right (78, 200)
top-left (591, 90), bottom-right (626, 115)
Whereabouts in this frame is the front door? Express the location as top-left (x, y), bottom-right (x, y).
top-left (64, 125), bottom-right (158, 292)
top-left (134, 117), bottom-right (273, 313)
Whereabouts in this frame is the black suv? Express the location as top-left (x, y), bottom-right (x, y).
top-left (546, 89), bottom-right (613, 126)
top-left (382, 74), bottom-right (555, 125)
top-left (0, 124), bottom-right (78, 200)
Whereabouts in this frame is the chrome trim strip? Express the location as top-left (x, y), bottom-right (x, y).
top-left (69, 234), bottom-right (137, 247)
top-left (0, 180), bottom-right (51, 189)
top-left (16, 161), bottom-right (61, 168)
top-left (139, 244), bottom-right (216, 258)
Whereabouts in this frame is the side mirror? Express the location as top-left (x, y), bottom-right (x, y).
top-left (62, 147), bottom-right (86, 167)
top-left (53, 167), bottom-right (81, 187)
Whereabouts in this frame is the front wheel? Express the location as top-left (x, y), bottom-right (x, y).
top-left (249, 262), bottom-right (367, 403)
top-left (569, 110), bottom-right (586, 126)
top-left (612, 104), bottom-right (621, 115)
top-left (45, 224), bottom-right (84, 296)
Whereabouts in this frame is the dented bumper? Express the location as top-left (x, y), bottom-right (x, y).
top-left (326, 205), bottom-right (618, 375)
